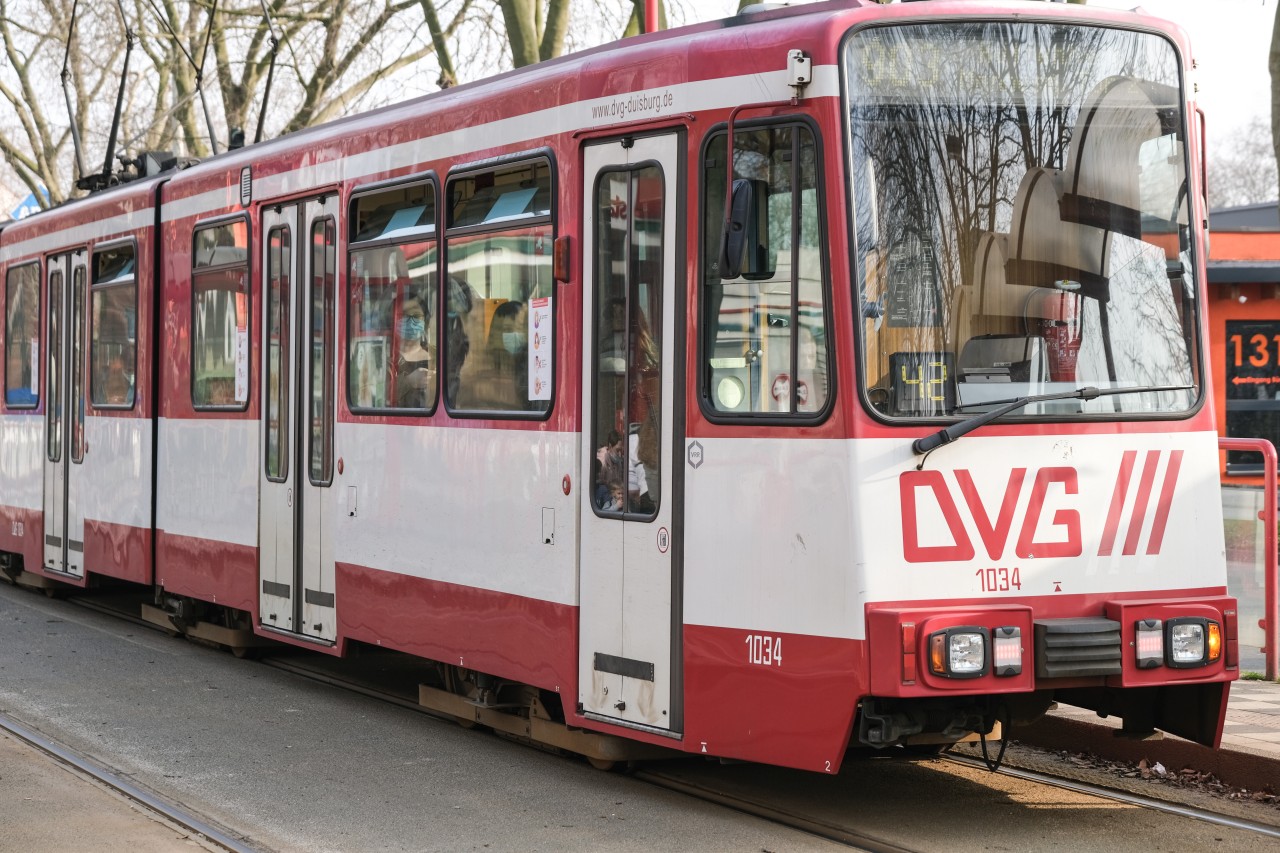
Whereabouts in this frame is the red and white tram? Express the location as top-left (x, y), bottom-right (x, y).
top-left (0, 0), bottom-right (1239, 774)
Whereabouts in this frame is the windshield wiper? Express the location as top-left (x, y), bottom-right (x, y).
top-left (912, 385), bottom-right (1194, 456)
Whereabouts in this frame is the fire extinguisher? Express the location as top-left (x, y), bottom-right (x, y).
top-left (1034, 290), bottom-right (1081, 382)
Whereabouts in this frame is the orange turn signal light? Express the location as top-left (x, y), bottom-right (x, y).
top-left (1207, 622), bottom-right (1222, 663)
top-left (929, 633), bottom-right (946, 675)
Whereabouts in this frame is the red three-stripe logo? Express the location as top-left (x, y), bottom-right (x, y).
top-left (1098, 449), bottom-right (1184, 557)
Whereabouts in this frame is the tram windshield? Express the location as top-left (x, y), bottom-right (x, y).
top-left (846, 22), bottom-right (1199, 419)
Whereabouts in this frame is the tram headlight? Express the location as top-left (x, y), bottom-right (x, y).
top-left (928, 626), bottom-right (989, 678)
top-left (1166, 618), bottom-right (1212, 667)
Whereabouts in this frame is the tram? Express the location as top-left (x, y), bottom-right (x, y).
top-left (0, 0), bottom-right (1238, 774)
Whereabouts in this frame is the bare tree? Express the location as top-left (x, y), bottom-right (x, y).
top-left (3, 0), bottom-right (714, 212)
top-left (1272, 1), bottom-right (1280, 203)
top-left (0, 1), bottom-right (127, 206)
top-left (1210, 114), bottom-right (1279, 209)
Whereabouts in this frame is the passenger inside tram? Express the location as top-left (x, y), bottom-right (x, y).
top-left (394, 292), bottom-right (433, 409)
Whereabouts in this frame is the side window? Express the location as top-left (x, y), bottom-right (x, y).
top-left (701, 124), bottom-right (830, 417)
top-left (1225, 320), bottom-right (1280, 474)
top-left (90, 243), bottom-right (137, 408)
top-left (309, 218), bottom-right (336, 485)
top-left (445, 157), bottom-right (553, 415)
top-left (591, 164), bottom-right (664, 518)
top-left (47, 269), bottom-right (63, 461)
top-left (70, 264), bottom-right (86, 461)
top-left (265, 225), bottom-right (291, 482)
top-left (348, 179), bottom-right (438, 412)
top-left (4, 262), bottom-right (40, 408)
top-left (192, 219), bottom-right (250, 409)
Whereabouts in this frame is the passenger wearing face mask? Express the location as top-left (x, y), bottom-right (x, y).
top-left (395, 293), bottom-right (434, 408)
top-left (487, 299), bottom-right (527, 408)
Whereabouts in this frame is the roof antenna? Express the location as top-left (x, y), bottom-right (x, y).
top-left (145, 0), bottom-right (221, 155)
top-left (254, 0), bottom-right (281, 144)
top-left (60, 0), bottom-right (88, 184)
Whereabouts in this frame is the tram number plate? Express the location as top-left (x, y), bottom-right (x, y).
top-left (745, 634), bottom-right (782, 667)
top-left (976, 566), bottom-right (1021, 593)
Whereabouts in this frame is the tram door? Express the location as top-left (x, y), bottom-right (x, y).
top-left (258, 198), bottom-right (339, 642)
top-left (42, 251), bottom-right (88, 579)
top-left (579, 133), bottom-right (683, 733)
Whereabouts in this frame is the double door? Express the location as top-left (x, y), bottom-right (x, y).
top-left (258, 198), bottom-right (338, 642)
top-left (43, 252), bottom-right (87, 578)
top-left (579, 132), bottom-right (683, 733)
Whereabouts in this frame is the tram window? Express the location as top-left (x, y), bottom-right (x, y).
top-left (846, 24), bottom-right (1197, 420)
top-left (701, 124), bottom-right (830, 418)
top-left (191, 219), bottom-right (250, 409)
top-left (47, 269), bottom-right (62, 461)
top-left (1225, 320), bottom-right (1280, 474)
top-left (309, 218), bottom-right (337, 485)
top-left (347, 179), bottom-right (439, 412)
top-left (445, 158), bottom-right (553, 415)
top-left (90, 243), bottom-right (137, 408)
top-left (591, 164), bottom-right (664, 518)
top-left (265, 226), bottom-right (291, 482)
top-left (70, 264), bottom-right (86, 462)
top-left (4, 262), bottom-right (40, 408)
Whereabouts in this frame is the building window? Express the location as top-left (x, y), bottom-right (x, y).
top-left (1225, 319), bottom-right (1280, 473)
top-left (192, 219), bottom-right (250, 409)
top-left (445, 157), bottom-right (553, 415)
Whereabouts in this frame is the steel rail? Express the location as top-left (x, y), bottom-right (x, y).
top-left (945, 753), bottom-right (1280, 840)
top-left (632, 766), bottom-right (915, 853)
top-left (0, 710), bottom-right (260, 853)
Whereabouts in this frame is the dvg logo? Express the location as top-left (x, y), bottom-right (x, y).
top-left (899, 450), bottom-right (1183, 563)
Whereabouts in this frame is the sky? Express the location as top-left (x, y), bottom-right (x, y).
top-left (693, 0), bottom-right (1274, 151)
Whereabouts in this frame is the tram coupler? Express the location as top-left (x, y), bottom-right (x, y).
top-left (857, 697), bottom-right (991, 748)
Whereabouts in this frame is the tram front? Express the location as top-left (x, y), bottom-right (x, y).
top-left (846, 15), bottom-right (1236, 749)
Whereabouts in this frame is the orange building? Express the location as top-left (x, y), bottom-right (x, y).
top-left (1208, 203), bottom-right (1280, 483)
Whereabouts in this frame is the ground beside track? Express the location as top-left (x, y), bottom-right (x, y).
top-left (0, 729), bottom-right (223, 852)
top-left (3, 581), bottom-right (1278, 852)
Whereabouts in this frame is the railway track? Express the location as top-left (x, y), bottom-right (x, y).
top-left (942, 754), bottom-right (1280, 841)
top-left (54, 589), bottom-right (1280, 852)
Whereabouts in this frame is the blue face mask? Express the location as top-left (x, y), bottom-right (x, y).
top-left (502, 331), bottom-right (526, 354)
top-left (400, 316), bottom-right (425, 341)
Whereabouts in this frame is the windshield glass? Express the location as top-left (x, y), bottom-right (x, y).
top-left (846, 22), bottom-right (1198, 419)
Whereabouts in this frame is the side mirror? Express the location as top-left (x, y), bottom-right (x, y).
top-left (720, 178), bottom-right (773, 280)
